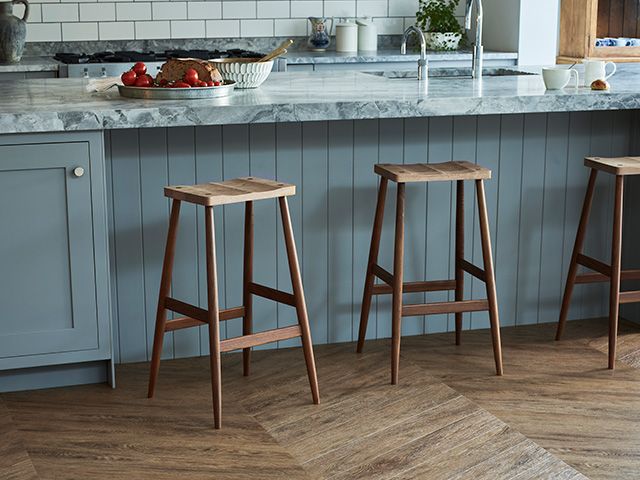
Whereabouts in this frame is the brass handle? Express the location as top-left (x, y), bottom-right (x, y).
top-left (73, 167), bottom-right (85, 178)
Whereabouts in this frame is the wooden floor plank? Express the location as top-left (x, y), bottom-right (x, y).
top-left (0, 398), bottom-right (38, 480)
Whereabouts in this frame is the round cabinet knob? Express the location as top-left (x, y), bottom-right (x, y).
top-left (73, 167), bottom-right (85, 178)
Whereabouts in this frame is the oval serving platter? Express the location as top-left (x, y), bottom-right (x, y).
top-left (118, 80), bottom-right (236, 100)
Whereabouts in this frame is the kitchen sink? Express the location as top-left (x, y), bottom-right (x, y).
top-left (364, 68), bottom-right (536, 79)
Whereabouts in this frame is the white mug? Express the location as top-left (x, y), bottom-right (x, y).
top-left (583, 60), bottom-right (616, 86)
top-left (542, 67), bottom-right (579, 90)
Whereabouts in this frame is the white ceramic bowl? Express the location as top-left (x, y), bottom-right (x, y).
top-left (211, 58), bottom-right (274, 89)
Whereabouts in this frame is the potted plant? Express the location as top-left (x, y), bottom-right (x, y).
top-left (415, 0), bottom-right (463, 51)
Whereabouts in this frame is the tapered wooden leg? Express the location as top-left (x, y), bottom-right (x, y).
top-left (148, 199), bottom-right (181, 399)
top-left (476, 180), bottom-right (503, 376)
top-left (455, 180), bottom-right (464, 346)
top-left (391, 183), bottom-right (405, 385)
top-left (556, 169), bottom-right (598, 341)
top-left (279, 197), bottom-right (320, 405)
top-left (205, 206), bottom-right (223, 429)
top-left (242, 201), bottom-right (253, 377)
top-left (609, 175), bottom-right (624, 370)
top-left (357, 178), bottom-right (388, 353)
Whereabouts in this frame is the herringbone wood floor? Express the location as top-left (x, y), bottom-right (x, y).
top-left (2, 318), bottom-right (640, 479)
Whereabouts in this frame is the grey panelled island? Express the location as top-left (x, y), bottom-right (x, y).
top-left (2, 66), bottom-right (640, 391)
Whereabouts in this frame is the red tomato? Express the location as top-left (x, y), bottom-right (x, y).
top-left (213, 81), bottom-right (221, 87)
top-left (121, 70), bottom-right (137, 86)
top-left (183, 68), bottom-right (199, 86)
top-left (159, 78), bottom-right (168, 86)
top-left (174, 81), bottom-right (191, 88)
top-left (196, 80), bottom-right (208, 87)
top-left (132, 62), bottom-right (147, 76)
top-left (206, 80), bottom-right (214, 87)
top-left (134, 75), bottom-right (152, 87)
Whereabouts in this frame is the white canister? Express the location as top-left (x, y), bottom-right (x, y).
top-left (335, 19), bottom-right (358, 53)
top-left (356, 17), bottom-right (378, 52)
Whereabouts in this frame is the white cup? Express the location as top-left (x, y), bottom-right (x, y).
top-left (542, 67), bottom-right (579, 90)
top-left (583, 60), bottom-right (616, 87)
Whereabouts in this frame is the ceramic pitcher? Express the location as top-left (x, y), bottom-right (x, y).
top-left (0, 0), bottom-right (29, 64)
top-left (308, 17), bottom-right (333, 52)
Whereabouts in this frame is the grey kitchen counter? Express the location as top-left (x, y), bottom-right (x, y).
top-left (1, 64), bottom-right (640, 134)
top-left (281, 48), bottom-right (518, 64)
top-left (0, 56), bottom-right (60, 73)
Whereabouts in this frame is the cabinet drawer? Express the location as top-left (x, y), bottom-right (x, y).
top-left (0, 142), bottom-right (99, 361)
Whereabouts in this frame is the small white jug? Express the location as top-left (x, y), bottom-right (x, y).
top-left (583, 60), bottom-right (616, 87)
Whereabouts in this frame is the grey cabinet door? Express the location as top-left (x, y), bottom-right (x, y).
top-left (0, 142), bottom-right (99, 359)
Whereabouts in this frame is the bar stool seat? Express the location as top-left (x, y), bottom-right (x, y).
top-left (357, 161), bottom-right (503, 385)
top-left (375, 161), bottom-right (491, 183)
top-left (148, 176), bottom-right (320, 429)
top-left (165, 177), bottom-right (295, 206)
top-left (584, 156), bottom-right (640, 176)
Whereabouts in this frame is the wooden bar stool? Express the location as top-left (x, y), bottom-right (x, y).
top-left (147, 177), bottom-right (320, 428)
top-left (357, 162), bottom-right (503, 384)
top-left (557, 156), bottom-right (640, 369)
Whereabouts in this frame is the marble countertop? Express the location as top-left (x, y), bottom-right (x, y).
top-left (1, 65), bottom-right (640, 135)
top-left (0, 56), bottom-right (60, 73)
top-left (282, 49), bottom-right (518, 64)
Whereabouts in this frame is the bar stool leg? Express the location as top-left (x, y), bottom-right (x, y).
top-left (556, 169), bottom-right (598, 341)
top-left (242, 201), bottom-right (253, 376)
top-left (391, 183), bottom-right (405, 385)
top-left (476, 180), bottom-right (503, 376)
top-left (357, 178), bottom-right (389, 353)
top-left (148, 199), bottom-right (181, 398)
top-left (279, 197), bottom-right (320, 404)
top-left (609, 175), bottom-right (624, 369)
top-left (205, 206), bottom-right (223, 429)
top-left (455, 180), bottom-right (464, 346)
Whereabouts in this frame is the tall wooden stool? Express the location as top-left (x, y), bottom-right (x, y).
top-left (357, 162), bottom-right (503, 384)
top-left (557, 157), bottom-right (640, 369)
top-left (147, 177), bottom-right (320, 428)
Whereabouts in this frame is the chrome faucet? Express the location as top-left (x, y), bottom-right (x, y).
top-left (401, 26), bottom-right (427, 80)
top-left (464, 0), bottom-right (483, 79)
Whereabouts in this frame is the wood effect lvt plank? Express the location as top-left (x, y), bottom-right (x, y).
top-left (0, 398), bottom-right (38, 480)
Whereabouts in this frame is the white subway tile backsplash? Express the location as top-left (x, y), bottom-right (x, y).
top-left (171, 19), bottom-right (206, 38)
top-left (136, 19), bottom-right (170, 37)
top-left (27, 23), bottom-right (61, 41)
top-left (99, 20), bottom-right (134, 39)
top-left (222, 1), bottom-right (255, 19)
top-left (80, 3), bottom-right (115, 21)
top-left (274, 18), bottom-right (305, 36)
top-left (117, 2), bottom-right (152, 21)
top-left (42, 4), bottom-right (79, 22)
top-left (62, 22), bottom-right (99, 40)
top-left (188, 1), bottom-right (221, 19)
top-left (256, 1), bottom-right (287, 19)
top-left (25, 0), bottom-right (422, 42)
top-left (205, 19), bottom-right (240, 37)
top-left (152, 2), bottom-right (187, 20)
top-left (290, 0), bottom-right (322, 18)
top-left (241, 18), bottom-right (272, 36)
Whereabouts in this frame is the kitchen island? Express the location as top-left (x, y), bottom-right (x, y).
top-left (2, 66), bottom-right (640, 390)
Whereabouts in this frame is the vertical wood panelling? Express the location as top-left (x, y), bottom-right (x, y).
top-left (110, 129), bottom-right (147, 363)
top-left (167, 127), bottom-right (200, 358)
top-left (275, 122), bottom-right (303, 348)
top-left (495, 114), bottom-right (524, 328)
top-left (538, 113), bottom-right (570, 324)
top-left (302, 121), bottom-right (329, 344)
top-left (516, 114), bottom-right (546, 326)
top-left (105, 111), bottom-right (638, 363)
top-left (139, 128), bottom-right (173, 359)
top-left (424, 117), bottom-right (452, 334)
top-left (249, 124), bottom-right (279, 350)
top-left (327, 121), bottom-right (354, 343)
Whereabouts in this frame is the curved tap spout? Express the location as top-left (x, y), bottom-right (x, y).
top-left (400, 26), bottom-right (427, 80)
top-left (464, 0), bottom-right (484, 79)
